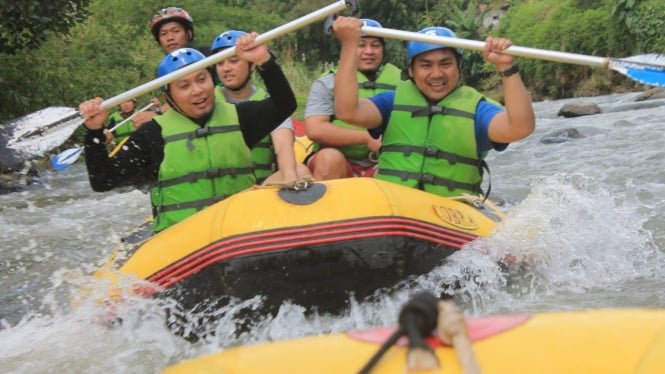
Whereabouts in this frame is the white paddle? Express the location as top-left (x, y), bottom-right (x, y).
top-left (360, 26), bottom-right (665, 87)
top-left (1, 0), bottom-right (359, 169)
top-left (50, 102), bottom-right (155, 170)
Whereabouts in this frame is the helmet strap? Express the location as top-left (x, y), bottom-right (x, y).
top-left (162, 91), bottom-right (180, 114)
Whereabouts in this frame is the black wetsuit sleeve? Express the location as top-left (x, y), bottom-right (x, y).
top-left (83, 120), bottom-right (164, 192)
top-left (236, 53), bottom-right (297, 148)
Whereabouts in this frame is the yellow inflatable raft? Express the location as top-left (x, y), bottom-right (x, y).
top-left (95, 178), bottom-right (504, 318)
top-left (163, 307), bottom-right (665, 373)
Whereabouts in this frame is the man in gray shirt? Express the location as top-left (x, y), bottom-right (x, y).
top-left (304, 18), bottom-right (402, 180)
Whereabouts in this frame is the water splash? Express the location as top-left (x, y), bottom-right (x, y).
top-left (0, 269), bottom-right (190, 373)
top-left (453, 173), bottom-right (663, 311)
top-left (2, 169), bottom-right (664, 372)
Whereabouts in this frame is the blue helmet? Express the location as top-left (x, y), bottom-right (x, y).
top-left (360, 18), bottom-right (382, 28)
top-left (406, 27), bottom-right (462, 66)
top-left (156, 48), bottom-right (206, 91)
top-left (360, 18), bottom-right (384, 44)
top-left (211, 30), bottom-right (247, 53)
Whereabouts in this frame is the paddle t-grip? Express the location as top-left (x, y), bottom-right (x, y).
top-left (324, 0), bottom-right (359, 35)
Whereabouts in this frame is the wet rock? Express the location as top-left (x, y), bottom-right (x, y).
top-left (635, 87), bottom-right (665, 101)
top-left (540, 128), bottom-right (584, 144)
top-left (0, 173), bottom-right (37, 194)
top-left (0, 161), bottom-right (43, 194)
top-left (557, 102), bottom-right (601, 118)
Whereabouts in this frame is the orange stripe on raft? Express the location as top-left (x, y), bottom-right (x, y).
top-left (146, 217), bottom-right (477, 288)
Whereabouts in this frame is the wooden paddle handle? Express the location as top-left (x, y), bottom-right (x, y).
top-left (437, 301), bottom-right (483, 374)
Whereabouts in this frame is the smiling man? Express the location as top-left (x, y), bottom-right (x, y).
top-left (304, 18), bottom-right (402, 181)
top-left (132, 7), bottom-right (213, 127)
top-left (332, 17), bottom-right (535, 199)
top-left (210, 30), bottom-right (311, 185)
top-left (78, 33), bottom-right (296, 233)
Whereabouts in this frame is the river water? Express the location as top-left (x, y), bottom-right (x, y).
top-left (1, 92), bottom-right (665, 373)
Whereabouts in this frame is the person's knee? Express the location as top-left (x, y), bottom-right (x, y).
top-left (311, 149), bottom-right (347, 180)
top-left (316, 148), bottom-right (345, 164)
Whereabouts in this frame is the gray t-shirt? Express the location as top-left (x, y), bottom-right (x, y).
top-left (223, 85), bottom-right (294, 133)
top-left (304, 73), bottom-right (335, 119)
top-left (304, 73), bottom-right (377, 167)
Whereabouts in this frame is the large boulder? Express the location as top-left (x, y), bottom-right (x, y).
top-left (557, 101), bottom-right (601, 118)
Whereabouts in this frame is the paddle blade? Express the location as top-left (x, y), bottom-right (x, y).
top-left (0, 107), bottom-right (83, 170)
top-left (51, 147), bottom-right (83, 171)
top-left (610, 54), bottom-right (665, 87)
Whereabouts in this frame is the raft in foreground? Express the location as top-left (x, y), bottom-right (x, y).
top-left (162, 308), bottom-right (665, 373)
top-left (95, 178), bottom-right (504, 315)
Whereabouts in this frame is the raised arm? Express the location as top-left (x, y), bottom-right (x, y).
top-left (234, 32), bottom-right (297, 148)
top-left (332, 16), bottom-right (383, 129)
top-left (483, 37), bottom-right (535, 143)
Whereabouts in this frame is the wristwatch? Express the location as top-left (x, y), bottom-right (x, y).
top-left (499, 64), bottom-right (519, 78)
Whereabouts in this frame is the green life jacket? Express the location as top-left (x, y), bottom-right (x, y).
top-left (312, 63), bottom-right (402, 161)
top-left (377, 81), bottom-right (490, 198)
top-left (107, 111), bottom-right (135, 142)
top-left (150, 101), bottom-right (255, 233)
top-left (216, 86), bottom-right (275, 184)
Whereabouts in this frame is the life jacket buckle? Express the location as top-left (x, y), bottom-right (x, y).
top-left (193, 127), bottom-right (212, 138)
top-left (423, 147), bottom-right (439, 157)
top-left (419, 174), bottom-right (436, 184)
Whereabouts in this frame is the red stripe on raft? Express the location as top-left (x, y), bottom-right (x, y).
top-left (157, 229), bottom-right (461, 289)
top-left (146, 217), bottom-right (478, 290)
top-left (347, 314), bottom-right (531, 345)
top-left (149, 221), bottom-right (473, 286)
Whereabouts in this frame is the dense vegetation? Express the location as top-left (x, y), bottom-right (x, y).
top-left (1, 0), bottom-right (663, 123)
top-left (0, 0), bottom-right (91, 54)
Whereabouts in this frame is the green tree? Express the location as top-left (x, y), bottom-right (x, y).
top-left (617, 0), bottom-right (665, 55)
top-left (0, 0), bottom-right (91, 54)
top-left (1, 0), bottom-right (663, 123)
top-left (498, 0), bottom-right (627, 98)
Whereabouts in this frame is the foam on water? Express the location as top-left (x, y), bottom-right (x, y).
top-left (2, 94), bottom-right (665, 372)
top-left (0, 170), bottom-right (663, 373)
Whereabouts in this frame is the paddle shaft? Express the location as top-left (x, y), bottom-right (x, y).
top-left (17, 1), bottom-right (352, 143)
top-left (107, 102), bottom-right (155, 133)
top-left (361, 26), bottom-right (609, 68)
top-left (108, 137), bottom-right (130, 158)
top-left (99, 0), bottom-right (353, 110)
